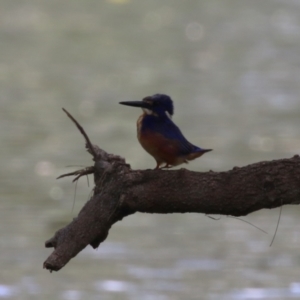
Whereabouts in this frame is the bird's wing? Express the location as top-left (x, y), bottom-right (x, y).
top-left (152, 118), bottom-right (199, 155)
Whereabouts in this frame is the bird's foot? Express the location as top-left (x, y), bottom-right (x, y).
top-left (160, 164), bottom-right (173, 169)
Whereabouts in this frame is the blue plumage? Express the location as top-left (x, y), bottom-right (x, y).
top-left (140, 113), bottom-right (202, 156)
top-left (120, 94), bottom-right (212, 169)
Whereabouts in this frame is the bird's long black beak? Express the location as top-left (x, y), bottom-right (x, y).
top-left (119, 101), bottom-right (151, 109)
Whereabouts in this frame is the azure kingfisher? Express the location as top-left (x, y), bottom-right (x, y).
top-left (119, 94), bottom-right (212, 169)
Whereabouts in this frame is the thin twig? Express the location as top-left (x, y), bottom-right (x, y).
top-left (57, 166), bottom-right (94, 181)
top-left (270, 203), bottom-right (282, 246)
top-left (227, 216), bottom-right (267, 234)
top-left (72, 180), bottom-right (78, 214)
top-left (62, 108), bottom-right (98, 159)
top-left (206, 214), bottom-right (267, 234)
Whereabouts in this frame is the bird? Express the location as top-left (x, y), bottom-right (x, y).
top-left (119, 94), bottom-right (212, 169)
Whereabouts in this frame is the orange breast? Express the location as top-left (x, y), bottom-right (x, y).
top-left (138, 130), bottom-right (182, 165)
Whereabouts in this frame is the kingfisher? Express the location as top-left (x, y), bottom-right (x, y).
top-left (119, 94), bottom-right (212, 169)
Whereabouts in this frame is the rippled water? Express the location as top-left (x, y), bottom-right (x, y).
top-left (1, 0), bottom-right (300, 299)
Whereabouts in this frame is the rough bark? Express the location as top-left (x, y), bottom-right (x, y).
top-left (43, 109), bottom-right (300, 272)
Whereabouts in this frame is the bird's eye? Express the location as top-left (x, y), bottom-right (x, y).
top-left (143, 98), bottom-right (153, 105)
top-left (145, 100), bottom-right (154, 106)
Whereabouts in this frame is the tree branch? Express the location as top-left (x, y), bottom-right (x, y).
top-left (43, 110), bottom-right (300, 272)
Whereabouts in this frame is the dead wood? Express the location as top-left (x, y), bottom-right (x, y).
top-left (43, 109), bottom-right (300, 272)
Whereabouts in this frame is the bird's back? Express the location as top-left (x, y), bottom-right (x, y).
top-left (137, 113), bottom-right (211, 168)
top-left (139, 114), bottom-right (200, 155)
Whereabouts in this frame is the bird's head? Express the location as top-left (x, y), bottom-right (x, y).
top-left (119, 94), bottom-right (174, 118)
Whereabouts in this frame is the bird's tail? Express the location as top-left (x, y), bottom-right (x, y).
top-left (199, 148), bottom-right (212, 153)
top-left (187, 148), bottom-right (212, 161)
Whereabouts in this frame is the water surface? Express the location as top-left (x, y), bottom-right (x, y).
top-left (1, 0), bottom-right (300, 299)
